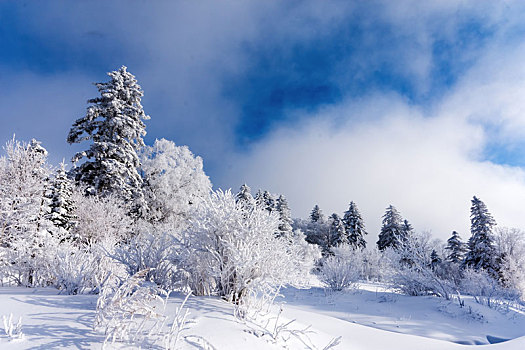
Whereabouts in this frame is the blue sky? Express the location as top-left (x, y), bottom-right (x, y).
top-left (2, 1), bottom-right (525, 238)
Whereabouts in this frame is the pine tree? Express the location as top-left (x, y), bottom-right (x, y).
top-left (342, 201), bottom-right (367, 249)
top-left (377, 205), bottom-right (404, 251)
top-left (305, 205), bottom-right (328, 250)
top-left (464, 196), bottom-right (498, 276)
top-left (329, 213), bottom-right (347, 246)
top-left (430, 249), bottom-right (442, 271)
top-left (310, 204), bottom-right (324, 223)
top-left (445, 231), bottom-right (466, 264)
top-left (45, 161), bottom-right (77, 238)
top-left (401, 219), bottom-right (413, 239)
top-left (275, 195), bottom-right (293, 237)
top-left (254, 190), bottom-right (275, 213)
top-left (236, 184), bottom-right (254, 206)
top-left (67, 66), bottom-right (150, 216)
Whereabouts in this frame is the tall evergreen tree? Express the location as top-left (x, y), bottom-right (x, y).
top-left (236, 184), bottom-right (254, 205)
top-left (342, 201), bottom-right (367, 249)
top-left (67, 66), bottom-right (149, 216)
top-left (275, 195), bottom-right (293, 237)
top-left (329, 213), bottom-right (347, 246)
top-left (464, 196), bottom-right (498, 275)
top-left (377, 205), bottom-right (404, 251)
top-left (255, 190), bottom-right (275, 213)
top-left (445, 231), bottom-right (466, 264)
top-left (401, 219), bottom-right (413, 238)
top-left (430, 249), bottom-right (442, 271)
top-left (45, 161), bottom-right (76, 237)
top-left (305, 204), bottom-right (329, 251)
top-left (310, 204), bottom-right (324, 223)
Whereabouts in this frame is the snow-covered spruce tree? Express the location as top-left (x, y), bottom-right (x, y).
top-left (140, 138), bottom-right (211, 230)
top-left (275, 194), bottom-right (293, 237)
top-left (45, 161), bottom-right (76, 238)
top-left (236, 184), bottom-right (255, 209)
top-left (430, 249), bottom-right (442, 271)
top-left (377, 205), bottom-right (404, 251)
top-left (67, 66), bottom-right (150, 216)
top-left (255, 190), bottom-right (276, 213)
top-left (328, 213), bottom-right (347, 247)
top-left (401, 219), bottom-right (414, 238)
top-left (305, 205), bottom-right (331, 252)
top-left (310, 204), bottom-right (323, 223)
top-left (182, 190), bottom-right (313, 304)
top-left (444, 231), bottom-right (466, 264)
top-left (342, 201), bottom-right (367, 249)
top-left (464, 196), bottom-right (498, 277)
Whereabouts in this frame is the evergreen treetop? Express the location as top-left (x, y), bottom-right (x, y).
top-left (445, 231), bottom-right (466, 264)
top-left (342, 201), bottom-right (367, 249)
top-left (67, 66), bottom-right (149, 215)
top-left (310, 204), bottom-right (324, 223)
top-left (464, 196), bottom-right (498, 275)
top-left (377, 205), bottom-right (404, 251)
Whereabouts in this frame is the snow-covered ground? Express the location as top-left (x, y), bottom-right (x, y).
top-left (1, 283), bottom-right (525, 349)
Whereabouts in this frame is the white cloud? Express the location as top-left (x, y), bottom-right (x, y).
top-left (223, 89), bottom-right (525, 243)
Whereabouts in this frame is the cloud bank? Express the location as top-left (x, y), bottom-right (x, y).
top-left (223, 34), bottom-right (525, 242)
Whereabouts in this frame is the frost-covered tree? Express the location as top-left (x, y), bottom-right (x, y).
top-left (140, 138), bottom-right (211, 230)
top-left (45, 161), bottom-right (76, 237)
top-left (328, 213), bottom-right (346, 247)
top-left (444, 231), bottom-right (466, 264)
top-left (236, 184), bottom-right (255, 209)
top-left (67, 66), bottom-right (150, 215)
top-left (0, 138), bottom-right (56, 286)
top-left (342, 201), bottom-right (367, 249)
top-left (0, 138), bottom-right (52, 244)
top-left (387, 232), bottom-right (453, 299)
top-left (182, 190), bottom-right (314, 303)
top-left (464, 196), bottom-right (498, 276)
top-left (494, 227), bottom-right (525, 294)
top-left (275, 194), bottom-right (293, 237)
top-left (70, 189), bottom-right (132, 245)
top-left (401, 219), bottom-right (414, 238)
top-left (377, 205), bottom-right (404, 251)
top-left (430, 249), bottom-right (442, 271)
top-left (255, 190), bottom-right (275, 213)
top-left (305, 205), bottom-right (330, 252)
top-left (310, 204), bottom-right (323, 223)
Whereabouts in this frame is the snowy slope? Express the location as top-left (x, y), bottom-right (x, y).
top-left (0, 285), bottom-right (524, 349)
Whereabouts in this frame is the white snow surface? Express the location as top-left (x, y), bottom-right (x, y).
top-left (0, 282), bottom-right (525, 349)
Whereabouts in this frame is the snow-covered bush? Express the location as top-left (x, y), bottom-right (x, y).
top-left (95, 269), bottom-right (168, 346)
top-left (494, 227), bottom-right (525, 297)
top-left (51, 238), bottom-right (125, 295)
top-left (2, 314), bottom-right (23, 341)
top-left (461, 268), bottom-right (520, 309)
top-left (361, 248), bottom-right (390, 281)
top-left (111, 226), bottom-right (181, 291)
top-left (319, 255), bottom-right (359, 291)
top-left (70, 190), bottom-right (132, 245)
top-left (52, 244), bottom-right (101, 294)
top-left (181, 190), bottom-right (314, 303)
top-left (386, 232), bottom-right (453, 299)
top-left (288, 229), bottom-right (321, 274)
